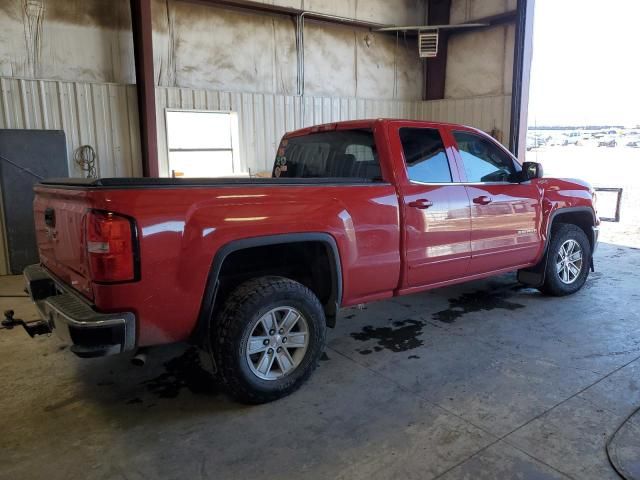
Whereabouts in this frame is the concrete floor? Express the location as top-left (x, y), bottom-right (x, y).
top-left (1, 239), bottom-right (639, 480)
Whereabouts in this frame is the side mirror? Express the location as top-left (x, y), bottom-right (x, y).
top-left (521, 161), bottom-right (543, 181)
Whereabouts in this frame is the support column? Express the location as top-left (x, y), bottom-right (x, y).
top-left (510, 0), bottom-right (536, 158)
top-left (424, 0), bottom-right (451, 101)
top-left (130, 0), bottom-right (160, 177)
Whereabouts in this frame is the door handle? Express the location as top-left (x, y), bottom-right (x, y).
top-left (473, 195), bottom-right (493, 205)
top-left (408, 199), bottom-right (433, 209)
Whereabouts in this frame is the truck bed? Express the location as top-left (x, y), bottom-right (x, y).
top-left (40, 177), bottom-right (380, 188)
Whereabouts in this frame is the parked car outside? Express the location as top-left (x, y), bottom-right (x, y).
top-left (563, 131), bottom-right (582, 146)
top-left (598, 136), bottom-right (617, 147)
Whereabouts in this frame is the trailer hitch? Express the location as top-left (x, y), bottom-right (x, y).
top-left (1, 310), bottom-right (52, 337)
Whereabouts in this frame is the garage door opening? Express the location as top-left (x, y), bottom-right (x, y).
top-left (165, 110), bottom-right (241, 178)
top-left (526, 0), bottom-right (640, 247)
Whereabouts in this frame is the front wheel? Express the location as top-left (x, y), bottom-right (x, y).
top-left (214, 276), bottom-right (326, 404)
top-left (539, 223), bottom-right (591, 296)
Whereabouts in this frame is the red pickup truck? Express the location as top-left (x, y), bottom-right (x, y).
top-left (22, 119), bottom-right (599, 403)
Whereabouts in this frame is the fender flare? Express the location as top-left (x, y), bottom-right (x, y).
top-left (191, 233), bottom-right (343, 344)
top-left (544, 206), bottom-right (598, 251)
top-left (518, 206), bottom-right (597, 287)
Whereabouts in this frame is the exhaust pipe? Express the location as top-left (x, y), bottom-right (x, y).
top-left (131, 348), bottom-right (148, 366)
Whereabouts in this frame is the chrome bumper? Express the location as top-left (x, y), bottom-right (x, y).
top-left (23, 264), bottom-right (136, 358)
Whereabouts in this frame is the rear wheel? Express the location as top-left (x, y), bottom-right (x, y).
top-left (539, 223), bottom-right (591, 296)
top-left (214, 276), bottom-right (326, 404)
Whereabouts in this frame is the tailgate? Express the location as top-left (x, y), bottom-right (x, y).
top-left (33, 186), bottom-right (93, 299)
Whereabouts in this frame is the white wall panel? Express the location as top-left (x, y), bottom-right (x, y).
top-left (155, 85), bottom-right (443, 176)
top-left (0, 76), bottom-right (142, 178)
top-left (421, 94), bottom-right (512, 146)
top-left (0, 75), bottom-right (510, 180)
top-left (156, 84), bottom-right (511, 176)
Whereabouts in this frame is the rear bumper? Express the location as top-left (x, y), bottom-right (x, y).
top-left (23, 264), bottom-right (136, 358)
top-left (592, 225), bottom-right (600, 253)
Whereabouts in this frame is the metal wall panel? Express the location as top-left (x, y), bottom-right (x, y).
top-left (0, 76), bottom-right (510, 179)
top-left (0, 77), bottom-right (143, 178)
top-left (420, 94), bottom-right (512, 145)
top-left (156, 87), bottom-right (510, 177)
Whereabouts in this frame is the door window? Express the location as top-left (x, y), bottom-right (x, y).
top-left (399, 128), bottom-right (452, 183)
top-left (453, 131), bottom-right (520, 183)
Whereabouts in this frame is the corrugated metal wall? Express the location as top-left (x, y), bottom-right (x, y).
top-left (421, 94), bottom-right (513, 146)
top-left (157, 87), bottom-right (422, 175)
top-left (1, 76), bottom-right (511, 177)
top-left (156, 86), bottom-right (511, 175)
top-left (0, 77), bottom-right (143, 178)
top-left (0, 75), bottom-right (511, 274)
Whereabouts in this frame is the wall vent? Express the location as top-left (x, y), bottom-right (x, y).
top-left (418, 31), bottom-right (439, 58)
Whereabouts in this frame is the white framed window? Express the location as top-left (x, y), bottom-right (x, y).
top-left (165, 109), bottom-right (241, 178)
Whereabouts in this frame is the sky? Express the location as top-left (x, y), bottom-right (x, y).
top-left (528, 0), bottom-right (640, 127)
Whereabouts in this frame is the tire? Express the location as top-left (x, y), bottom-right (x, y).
top-left (214, 276), bottom-right (326, 404)
top-left (539, 223), bottom-right (591, 296)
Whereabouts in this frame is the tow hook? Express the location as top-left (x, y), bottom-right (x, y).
top-left (1, 310), bottom-right (52, 337)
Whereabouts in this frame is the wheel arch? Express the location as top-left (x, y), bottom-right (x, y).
top-left (546, 206), bottom-right (597, 253)
top-left (519, 206), bottom-right (597, 287)
top-left (191, 233), bottom-right (343, 344)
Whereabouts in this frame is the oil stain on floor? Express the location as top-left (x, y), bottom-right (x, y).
top-left (433, 289), bottom-right (525, 323)
top-left (350, 319), bottom-right (426, 354)
top-left (143, 348), bottom-right (219, 399)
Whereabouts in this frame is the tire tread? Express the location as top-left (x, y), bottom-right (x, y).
top-left (539, 223), bottom-right (591, 296)
top-left (214, 276), bottom-right (325, 404)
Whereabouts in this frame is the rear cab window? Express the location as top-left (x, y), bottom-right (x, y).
top-left (273, 129), bottom-right (382, 181)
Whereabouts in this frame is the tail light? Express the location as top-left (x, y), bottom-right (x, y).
top-left (85, 210), bottom-right (138, 283)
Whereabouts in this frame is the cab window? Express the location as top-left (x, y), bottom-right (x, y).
top-left (453, 131), bottom-right (520, 183)
top-left (399, 128), bottom-right (452, 183)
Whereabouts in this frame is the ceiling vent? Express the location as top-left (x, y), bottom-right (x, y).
top-left (418, 31), bottom-right (439, 58)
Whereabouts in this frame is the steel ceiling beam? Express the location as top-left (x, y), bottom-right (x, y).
top-left (179, 0), bottom-right (390, 30)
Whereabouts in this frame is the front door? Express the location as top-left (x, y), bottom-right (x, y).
top-left (396, 126), bottom-right (472, 288)
top-left (450, 130), bottom-right (542, 274)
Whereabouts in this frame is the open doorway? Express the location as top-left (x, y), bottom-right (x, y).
top-left (526, 0), bottom-right (640, 247)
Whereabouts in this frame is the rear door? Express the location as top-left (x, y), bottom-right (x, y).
top-left (391, 124), bottom-right (472, 289)
top-left (449, 129), bottom-right (542, 274)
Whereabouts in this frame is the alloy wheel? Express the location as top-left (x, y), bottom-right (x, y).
top-left (245, 307), bottom-right (309, 380)
top-left (556, 239), bottom-right (583, 284)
